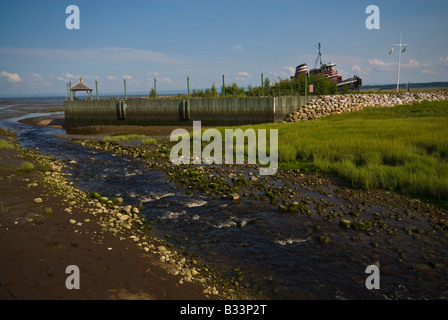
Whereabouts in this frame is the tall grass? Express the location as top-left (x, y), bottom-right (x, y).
top-left (142, 137), bottom-right (157, 145)
top-left (0, 203), bottom-right (8, 214)
top-left (103, 134), bottom-right (146, 142)
top-left (20, 161), bottom-right (35, 172)
top-left (0, 139), bottom-right (15, 149)
top-left (223, 100), bottom-right (448, 201)
top-left (103, 134), bottom-right (157, 146)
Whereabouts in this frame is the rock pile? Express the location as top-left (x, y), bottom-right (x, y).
top-left (283, 91), bottom-right (448, 122)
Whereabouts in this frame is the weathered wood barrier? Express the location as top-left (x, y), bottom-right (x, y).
top-left (64, 92), bottom-right (448, 132)
top-left (64, 96), bottom-right (311, 131)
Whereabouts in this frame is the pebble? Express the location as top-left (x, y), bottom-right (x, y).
top-left (33, 198), bottom-right (43, 204)
top-left (231, 193), bottom-right (240, 200)
top-left (120, 214), bottom-right (130, 221)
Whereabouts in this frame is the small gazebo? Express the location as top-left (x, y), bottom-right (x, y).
top-left (71, 77), bottom-right (93, 100)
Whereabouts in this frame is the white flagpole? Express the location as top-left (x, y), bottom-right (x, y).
top-left (393, 33), bottom-right (408, 92)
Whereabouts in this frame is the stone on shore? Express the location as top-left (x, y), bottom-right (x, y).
top-left (339, 219), bottom-right (352, 229)
top-left (283, 91), bottom-right (448, 123)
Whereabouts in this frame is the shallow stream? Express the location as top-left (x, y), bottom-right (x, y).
top-left (1, 99), bottom-right (447, 299)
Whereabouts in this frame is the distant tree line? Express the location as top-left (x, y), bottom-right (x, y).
top-left (158, 74), bottom-right (338, 99)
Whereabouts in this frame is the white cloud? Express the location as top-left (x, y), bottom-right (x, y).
top-left (107, 75), bottom-right (116, 80)
top-left (63, 72), bottom-right (76, 78)
top-left (124, 75), bottom-right (133, 80)
top-left (369, 58), bottom-right (391, 68)
top-left (0, 47), bottom-right (186, 65)
top-left (1, 71), bottom-right (22, 83)
top-left (159, 77), bottom-right (173, 84)
top-left (55, 72), bottom-right (78, 82)
top-left (352, 65), bottom-right (362, 72)
top-left (369, 58), bottom-right (419, 71)
top-left (408, 58), bottom-right (419, 67)
top-left (236, 72), bottom-right (252, 81)
top-left (28, 73), bottom-right (51, 86)
top-left (440, 56), bottom-right (448, 65)
top-left (268, 66), bottom-right (296, 80)
top-left (32, 73), bottom-right (43, 81)
top-left (422, 69), bottom-right (437, 74)
top-left (231, 45), bottom-right (244, 52)
top-left (338, 69), bottom-right (350, 78)
top-left (238, 72), bottom-right (252, 78)
top-left (283, 66), bottom-right (295, 75)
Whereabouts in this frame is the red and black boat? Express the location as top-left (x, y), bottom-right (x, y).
top-left (294, 43), bottom-right (362, 91)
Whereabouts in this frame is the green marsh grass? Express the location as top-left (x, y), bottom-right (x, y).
top-left (20, 161), bottom-right (35, 172)
top-left (0, 139), bottom-right (15, 150)
top-left (1, 203), bottom-right (8, 214)
top-left (142, 137), bottom-right (157, 145)
top-left (219, 100), bottom-right (448, 202)
top-left (103, 134), bottom-right (146, 142)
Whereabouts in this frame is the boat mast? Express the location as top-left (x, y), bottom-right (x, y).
top-left (313, 42), bottom-right (322, 69)
top-left (393, 33), bottom-right (407, 92)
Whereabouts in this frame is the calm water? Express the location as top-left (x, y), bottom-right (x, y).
top-left (1, 98), bottom-right (447, 300)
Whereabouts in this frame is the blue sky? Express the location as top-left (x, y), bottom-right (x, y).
top-left (0, 0), bottom-right (447, 96)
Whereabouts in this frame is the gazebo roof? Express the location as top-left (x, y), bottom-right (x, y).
top-left (71, 77), bottom-right (92, 91)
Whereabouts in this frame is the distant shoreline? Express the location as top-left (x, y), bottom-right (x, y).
top-left (360, 81), bottom-right (448, 91)
top-left (2, 81), bottom-right (448, 99)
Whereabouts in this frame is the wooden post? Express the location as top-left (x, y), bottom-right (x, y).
top-left (222, 75), bottom-right (225, 98)
top-left (154, 78), bottom-right (157, 99)
top-left (95, 80), bottom-right (99, 100)
top-left (187, 76), bottom-right (190, 99)
top-left (261, 73), bottom-right (264, 97)
top-left (305, 74), bottom-right (307, 100)
top-left (124, 78), bottom-right (127, 100)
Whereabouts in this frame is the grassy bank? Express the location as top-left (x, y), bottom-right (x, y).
top-left (229, 100), bottom-right (448, 205)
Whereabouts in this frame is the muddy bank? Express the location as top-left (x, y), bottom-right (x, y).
top-left (0, 99), bottom-right (64, 120)
top-left (18, 114), bottom-right (65, 129)
top-left (17, 113), bottom-right (197, 137)
top-left (0, 129), bottom-right (249, 300)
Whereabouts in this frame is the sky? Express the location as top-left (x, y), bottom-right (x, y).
top-left (0, 0), bottom-right (447, 96)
